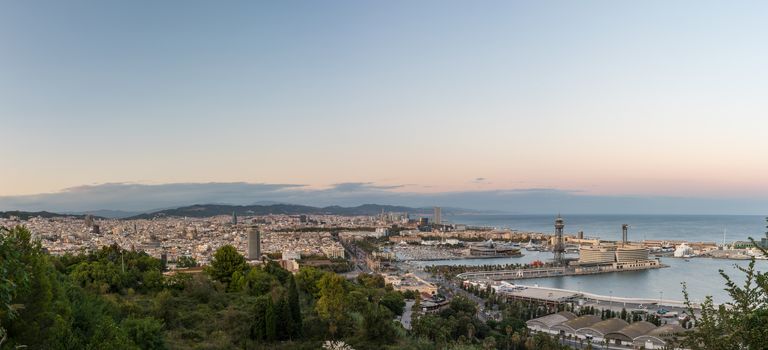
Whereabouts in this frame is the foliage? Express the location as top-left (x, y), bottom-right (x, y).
top-left (122, 317), bottom-right (167, 350)
top-left (2, 225), bottom-right (579, 350)
top-left (176, 256), bottom-right (198, 268)
top-left (380, 291), bottom-right (406, 316)
top-left (205, 245), bottom-right (247, 286)
top-left (316, 273), bottom-right (348, 337)
top-left (680, 241), bottom-right (768, 350)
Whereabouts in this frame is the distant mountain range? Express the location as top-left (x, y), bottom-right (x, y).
top-left (1, 204), bottom-right (487, 221)
top-left (0, 210), bottom-right (97, 220)
top-left (126, 203), bottom-right (477, 219)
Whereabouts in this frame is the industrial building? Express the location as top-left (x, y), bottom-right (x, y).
top-left (574, 223), bottom-right (660, 270)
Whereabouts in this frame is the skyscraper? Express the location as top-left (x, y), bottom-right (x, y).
top-left (434, 207), bottom-right (442, 225)
top-left (247, 226), bottom-right (261, 261)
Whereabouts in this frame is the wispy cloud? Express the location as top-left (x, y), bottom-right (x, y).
top-left (472, 177), bottom-right (490, 184)
top-left (327, 182), bottom-right (405, 192)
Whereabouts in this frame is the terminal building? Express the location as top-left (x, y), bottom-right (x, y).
top-left (574, 244), bottom-right (661, 272)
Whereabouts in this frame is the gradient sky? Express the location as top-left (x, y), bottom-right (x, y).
top-left (2, 1), bottom-right (768, 202)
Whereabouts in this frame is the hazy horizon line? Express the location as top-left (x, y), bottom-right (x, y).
top-left (1, 181), bottom-right (766, 216)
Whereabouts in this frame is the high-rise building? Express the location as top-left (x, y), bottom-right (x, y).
top-left (84, 215), bottom-right (94, 228)
top-left (247, 226), bottom-right (261, 260)
top-left (433, 207), bottom-right (442, 225)
top-left (232, 211), bottom-right (238, 225)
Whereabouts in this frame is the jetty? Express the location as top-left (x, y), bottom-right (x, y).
top-left (456, 263), bottom-right (667, 281)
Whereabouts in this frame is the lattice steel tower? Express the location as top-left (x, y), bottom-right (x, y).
top-left (553, 215), bottom-right (566, 265)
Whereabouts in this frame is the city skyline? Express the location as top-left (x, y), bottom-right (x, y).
top-left (3, 1), bottom-right (768, 211)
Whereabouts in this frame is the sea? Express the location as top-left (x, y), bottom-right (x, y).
top-left (446, 214), bottom-right (766, 243)
top-left (416, 214), bottom-right (768, 304)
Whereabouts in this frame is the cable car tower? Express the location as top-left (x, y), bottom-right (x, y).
top-left (554, 215), bottom-right (566, 265)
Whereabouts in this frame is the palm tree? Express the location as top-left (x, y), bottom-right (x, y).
top-left (511, 331), bottom-right (521, 350)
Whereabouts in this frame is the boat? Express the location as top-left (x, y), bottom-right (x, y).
top-left (524, 240), bottom-right (540, 251)
top-left (673, 244), bottom-right (695, 258)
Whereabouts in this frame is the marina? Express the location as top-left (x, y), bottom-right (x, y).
top-left (406, 215), bottom-right (768, 304)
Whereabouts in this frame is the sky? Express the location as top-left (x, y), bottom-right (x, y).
top-left (1, 1), bottom-right (767, 213)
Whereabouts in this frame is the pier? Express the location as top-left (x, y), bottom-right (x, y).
top-left (456, 263), bottom-right (667, 281)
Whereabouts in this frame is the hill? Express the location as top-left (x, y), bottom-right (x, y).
top-left (126, 203), bottom-right (446, 219)
top-left (0, 210), bottom-right (98, 220)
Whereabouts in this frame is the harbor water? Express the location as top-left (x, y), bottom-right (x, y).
top-left (416, 215), bottom-right (768, 304)
top-left (446, 214), bottom-right (766, 243)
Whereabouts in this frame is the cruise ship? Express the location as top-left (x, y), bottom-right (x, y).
top-left (469, 239), bottom-right (522, 257)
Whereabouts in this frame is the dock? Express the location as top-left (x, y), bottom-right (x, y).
top-left (456, 263), bottom-right (667, 281)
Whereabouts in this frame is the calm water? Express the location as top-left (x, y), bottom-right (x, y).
top-left (419, 215), bottom-right (768, 303)
top-left (415, 250), bottom-right (766, 303)
top-left (447, 214), bottom-right (767, 243)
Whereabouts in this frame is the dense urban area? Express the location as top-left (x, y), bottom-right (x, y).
top-left (1, 208), bottom-right (767, 350)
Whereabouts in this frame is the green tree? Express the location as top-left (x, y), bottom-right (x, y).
top-left (229, 270), bottom-right (246, 292)
top-left (315, 273), bottom-right (347, 337)
top-left (411, 314), bottom-right (449, 344)
top-left (266, 297), bottom-right (277, 341)
top-left (287, 275), bottom-right (303, 338)
top-left (277, 296), bottom-right (292, 340)
top-left (361, 304), bottom-right (397, 344)
top-left (122, 317), bottom-right (166, 350)
top-left (176, 255), bottom-right (198, 268)
top-left (357, 273), bottom-right (385, 289)
top-left (296, 267), bottom-right (324, 297)
top-left (245, 268), bottom-right (278, 296)
top-left (252, 295), bottom-right (269, 341)
top-left (380, 291), bottom-right (406, 316)
top-left (680, 243), bottom-right (768, 350)
top-left (206, 245), bottom-right (247, 286)
top-left (449, 295), bottom-right (478, 315)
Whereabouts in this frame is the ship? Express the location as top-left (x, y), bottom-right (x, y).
top-left (469, 239), bottom-right (522, 257)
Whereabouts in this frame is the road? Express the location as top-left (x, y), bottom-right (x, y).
top-left (411, 268), bottom-right (490, 322)
top-left (341, 241), bottom-right (371, 273)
